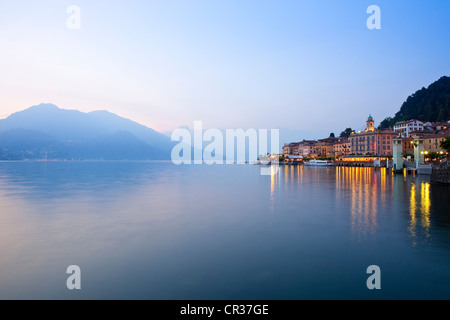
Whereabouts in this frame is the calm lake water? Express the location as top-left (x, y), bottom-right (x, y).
top-left (0, 161), bottom-right (449, 300)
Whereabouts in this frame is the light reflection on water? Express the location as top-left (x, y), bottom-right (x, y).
top-left (408, 182), bottom-right (432, 246)
top-left (0, 161), bottom-right (449, 299)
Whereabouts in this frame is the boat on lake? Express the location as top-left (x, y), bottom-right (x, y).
top-left (258, 156), bottom-right (271, 165)
top-left (304, 160), bottom-right (334, 166)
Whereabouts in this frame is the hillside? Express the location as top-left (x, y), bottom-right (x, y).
top-left (379, 76), bottom-right (450, 128)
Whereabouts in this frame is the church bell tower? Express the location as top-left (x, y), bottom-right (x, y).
top-left (365, 114), bottom-right (375, 132)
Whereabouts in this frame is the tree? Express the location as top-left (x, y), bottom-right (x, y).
top-left (426, 152), bottom-right (441, 160)
top-left (330, 133), bottom-right (335, 138)
top-left (378, 76), bottom-right (450, 129)
top-left (378, 117), bottom-right (393, 129)
top-left (440, 136), bottom-right (450, 153)
top-left (339, 128), bottom-right (353, 138)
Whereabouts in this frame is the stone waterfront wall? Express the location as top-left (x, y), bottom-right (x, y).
top-left (431, 165), bottom-right (450, 184)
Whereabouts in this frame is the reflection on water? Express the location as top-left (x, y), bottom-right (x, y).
top-left (410, 183), bottom-right (417, 242)
top-left (409, 182), bottom-right (431, 245)
top-left (273, 165), bottom-right (446, 246)
top-left (0, 162), bottom-right (449, 299)
top-left (421, 183), bottom-right (431, 230)
top-left (335, 167), bottom-right (391, 237)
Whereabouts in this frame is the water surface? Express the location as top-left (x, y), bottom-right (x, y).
top-left (0, 161), bottom-right (449, 299)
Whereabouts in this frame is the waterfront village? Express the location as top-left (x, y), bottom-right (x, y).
top-left (277, 115), bottom-right (450, 178)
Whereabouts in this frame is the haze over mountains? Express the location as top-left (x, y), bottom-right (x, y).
top-left (0, 104), bottom-right (174, 160)
top-left (2, 74), bottom-right (449, 162)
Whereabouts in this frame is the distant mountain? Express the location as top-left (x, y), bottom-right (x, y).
top-left (0, 129), bottom-right (66, 160)
top-left (0, 104), bottom-right (174, 160)
top-left (379, 76), bottom-right (450, 128)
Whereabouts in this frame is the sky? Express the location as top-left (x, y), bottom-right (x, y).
top-left (0, 0), bottom-right (449, 142)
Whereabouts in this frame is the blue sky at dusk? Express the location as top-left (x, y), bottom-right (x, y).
top-left (0, 0), bottom-right (449, 141)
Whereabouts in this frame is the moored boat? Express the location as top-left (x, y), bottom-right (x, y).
top-left (304, 160), bottom-right (334, 166)
top-left (258, 156), bottom-right (271, 165)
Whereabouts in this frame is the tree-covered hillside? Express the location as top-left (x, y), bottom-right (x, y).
top-left (379, 76), bottom-right (450, 129)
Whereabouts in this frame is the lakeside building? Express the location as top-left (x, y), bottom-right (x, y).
top-left (349, 115), bottom-right (397, 156)
top-left (393, 119), bottom-right (424, 137)
top-left (314, 135), bottom-right (340, 157)
top-left (423, 121), bottom-right (449, 132)
top-left (401, 137), bottom-right (415, 155)
top-left (282, 117), bottom-right (449, 160)
top-left (283, 141), bottom-right (314, 158)
top-left (285, 137), bottom-right (350, 159)
top-left (409, 131), bottom-right (436, 142)
top-left (283, 140), bottom-right (319, 158)
top-left (424, 130), bottom-right (450, 153)
top-left (282, 142), bottom-right (301, 157)
top-left (300, 140), bottom-right (317, 158)
top-left (333, 139), bottom-right (351, 157)
top-left (410, 128), bottom-right (450, 153)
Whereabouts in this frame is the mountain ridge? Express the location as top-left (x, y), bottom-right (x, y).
top-left (0, 104), bottom-right (174, 160)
